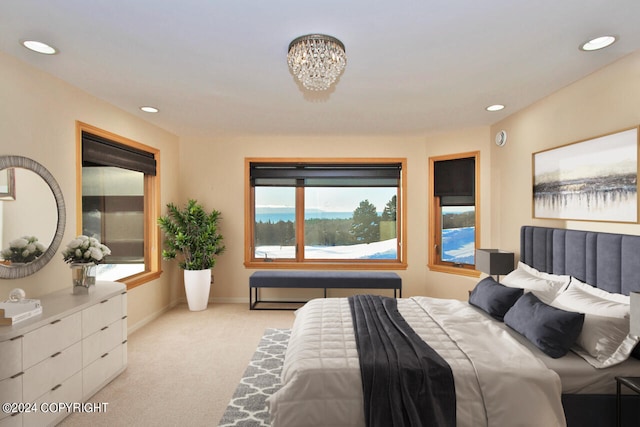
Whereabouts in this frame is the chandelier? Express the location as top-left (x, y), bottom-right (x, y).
top-left (287, 34), bottom-right (347, 91)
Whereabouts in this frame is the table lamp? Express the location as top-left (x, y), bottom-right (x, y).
top-left (475, 249), bottom-right (514, 283)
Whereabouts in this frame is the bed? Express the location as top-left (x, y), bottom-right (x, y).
top-left (267, 226), bottom-right (640, 426)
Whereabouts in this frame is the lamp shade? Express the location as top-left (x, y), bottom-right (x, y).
top-left (631, 292), bottom-right (640, 337)
top-left (475, 249), bottom-right (514, 276)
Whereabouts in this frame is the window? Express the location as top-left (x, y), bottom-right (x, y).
top-left (244, 159), bottom-right (407, 269)
top-left (76, 122), bottom-right (161, 289)
top-left (428, 152), bottom-right (480, 277)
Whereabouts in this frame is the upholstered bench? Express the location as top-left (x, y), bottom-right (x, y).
top-left (249, 271), bottom-right (402, 310)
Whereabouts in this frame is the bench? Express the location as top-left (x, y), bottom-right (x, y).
top-left (249, 271), bottom-right (402, 310)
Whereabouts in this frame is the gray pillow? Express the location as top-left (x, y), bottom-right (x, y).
top-left (469, 277), bottom-right (523, 321)
top-left (504, 292), bottom-right (585, 358)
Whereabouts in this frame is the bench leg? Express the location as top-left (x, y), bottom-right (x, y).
top-left (249, 287), bottom-right (259, 310)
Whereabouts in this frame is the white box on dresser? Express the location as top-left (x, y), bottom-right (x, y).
top-left (0, 281), bottom-right (127, 427)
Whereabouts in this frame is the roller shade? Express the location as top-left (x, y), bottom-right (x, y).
top-left (251, 162), bottom-right (401, 187)
top-left (434, 157), bottom-right (474, 202)
top-left (82, 131), bottom-right (156, 176)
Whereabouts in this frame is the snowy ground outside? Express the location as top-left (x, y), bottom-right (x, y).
top-left (256, 238), bottom-right (397, 260)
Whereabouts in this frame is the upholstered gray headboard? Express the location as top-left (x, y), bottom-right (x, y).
top-left (520, 226), bottom-right (640, 296)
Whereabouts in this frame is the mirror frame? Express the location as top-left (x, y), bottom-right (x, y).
top-left (0, 156), bottom-right (66, 279)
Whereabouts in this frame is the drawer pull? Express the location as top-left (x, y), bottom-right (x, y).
top-left (101, 326), bottom-right (109, 331)
top-left (122, 315), bottom-right (128, 319)
top-left (101, 352), bottom-right (109, 358)
top-left (50, 319), bottom-right (61, 325)
top-left (51, 351), bottom-right (61, 358)
top-left (100, 299), bottom-right (109, 304)
top-left (10, 335), bottom-right (23, 341)
top-left (51, 384), bottom-right (62, 391)
top-left (122, 339), bottom-right (128, 344)
top-left (10, 371), bottom-right (24, 379)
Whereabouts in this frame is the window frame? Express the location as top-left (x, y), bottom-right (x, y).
top-left (428, 151), bottom-right (481, 277)
top-left (244, 157), bottom-right (407, 270)
top-left (76, 121), bottom-right (161, 289)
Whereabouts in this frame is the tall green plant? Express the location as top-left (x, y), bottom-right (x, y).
top-left (157, 199), bottom-right (225, 270)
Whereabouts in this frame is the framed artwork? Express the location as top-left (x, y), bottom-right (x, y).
top-left (533, 127), bottom-right (638, 222)
top-left (0, 168), bottom-right (15, 201)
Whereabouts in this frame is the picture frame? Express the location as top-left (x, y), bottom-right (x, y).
top-left (0, 168), bottom-right (15, 201)
top-left (533, 127), bottom-right (639, 223)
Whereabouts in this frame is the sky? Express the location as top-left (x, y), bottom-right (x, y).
top-left (256, 187), bottom-right (397, 212)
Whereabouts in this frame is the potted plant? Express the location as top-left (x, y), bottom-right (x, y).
top-left (61, 235), bottom-right (111, 294)
top-left (157, 199), bottom-right (225, 311)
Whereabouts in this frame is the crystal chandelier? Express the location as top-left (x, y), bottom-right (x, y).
top-left (287, 34), bottom-right (347, 91)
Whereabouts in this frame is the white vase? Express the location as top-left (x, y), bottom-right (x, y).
top-left (183, 269), bottom-right (211, 311)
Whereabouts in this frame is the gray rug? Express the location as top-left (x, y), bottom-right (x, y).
top-left (218, 328), bottom-right (290, 426)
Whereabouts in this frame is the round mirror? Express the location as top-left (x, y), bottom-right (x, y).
top-left (0, 156), bottom-right (66, 279)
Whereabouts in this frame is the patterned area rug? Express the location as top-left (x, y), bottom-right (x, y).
top-left (218, 328), bottom-right (290, 426)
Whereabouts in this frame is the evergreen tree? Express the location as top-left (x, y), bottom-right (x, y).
top-left (351, 200), bottom-right (380, 243)
top-left (381, 195), bottom-right (397, 221)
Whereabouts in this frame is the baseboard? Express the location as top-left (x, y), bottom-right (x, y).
top-left (211, 297), bottom-right (248, 304)
top-left (127, 299), bottom-right (180, 334)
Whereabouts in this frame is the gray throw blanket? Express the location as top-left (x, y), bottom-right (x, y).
top-left (348, 295), bottom-right (456, 427)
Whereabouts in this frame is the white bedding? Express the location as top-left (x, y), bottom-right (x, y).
top-left (489, 314), bottom-right (640, 394)
top-left (268, 297), bottom-right (566, 427)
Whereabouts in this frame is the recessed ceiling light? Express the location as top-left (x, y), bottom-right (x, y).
top-left (140, 106), bottom-right (159, 113)
top-left (21, 40), bottom-right (57, 55)
top-left (580, 35), bottom-right (617, 51)
top-left (486, 104), bottom-right (505, 112)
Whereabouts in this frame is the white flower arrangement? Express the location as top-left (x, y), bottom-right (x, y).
top-left (62, 235), bottom-right (111, 264)
top-left (0, 236), bottom-right (47, 263)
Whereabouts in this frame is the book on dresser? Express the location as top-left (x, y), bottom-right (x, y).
top-left (0, 298), bottom-right (42, 325)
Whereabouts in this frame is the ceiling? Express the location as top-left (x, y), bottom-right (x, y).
top-left (1, 1), bottom-right (640, 138)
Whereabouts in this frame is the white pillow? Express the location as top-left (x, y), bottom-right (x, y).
top-left (501, 262), bottom-right (569, 304)
top-left (518, 261), bottom-right (571, 288)
top-left (550, 278), bottom-right (636, 368)
top-left (551, 277), bottom-right (629, 318)
top-left (569, 314), bottom-right (638, 368)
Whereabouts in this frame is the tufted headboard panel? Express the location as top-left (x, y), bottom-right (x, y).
top-left (520, 226), bottom-right (640, 296)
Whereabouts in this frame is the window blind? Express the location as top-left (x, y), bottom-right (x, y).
top-left (434, 157), bottom-right (474, 205)
top-left (250, 162), bottom-right (401, 187)
top-left (82, 131), bottom-right (156, 176)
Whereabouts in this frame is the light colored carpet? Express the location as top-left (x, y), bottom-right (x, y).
top-left (58, 303), bottom-right (294, 427)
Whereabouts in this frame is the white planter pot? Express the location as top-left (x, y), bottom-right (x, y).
top-left (183, 269), bottom-right (211, 311)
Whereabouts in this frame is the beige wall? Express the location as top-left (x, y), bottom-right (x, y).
top-left (490, 51), bottom-right (640, 255)
top-left (180, 129), bottom-right (492, 303)
top-left (0, 52), bottom-right (182, 330)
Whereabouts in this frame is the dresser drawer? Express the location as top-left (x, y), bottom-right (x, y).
top-left (0, 337), bottom-right (22, 380)
top-left (22, 341), bottom-right (82, 403)
top-left (82, 294), bottom-right (123, 338)
top-left (23, 371), bottom-right (82, 427)
top-left (121, 291), bottom-right (127, 315)
top-left (83, 343), bottom-right (124, 398)
top-left (122, 317), bottom-right (128, 365)
top-left (83, 318), bottom-right (123, 367)
top-left (22, 312), bottom-right (81, 370)
top-left (0, 375), bottom-right (22, 422)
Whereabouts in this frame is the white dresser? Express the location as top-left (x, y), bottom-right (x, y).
top-left (0, 281), bottom-right (127, 426)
